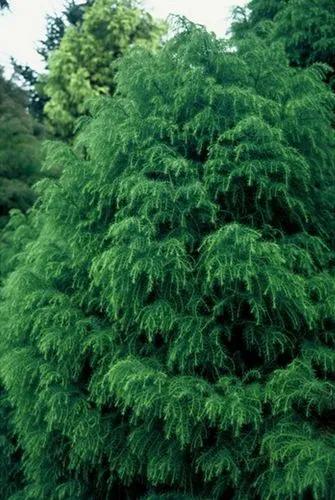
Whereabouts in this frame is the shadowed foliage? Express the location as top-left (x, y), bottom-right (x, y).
top-left (0, 70), bottom-right (41, 229)
top-left (232, 0), bottom-right (335, 87)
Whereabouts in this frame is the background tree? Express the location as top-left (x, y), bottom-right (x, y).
top-left (232, 0), bottom-right (286, 33)
top-left (0, 69), bottom-right (41, 229)
top-left (12, 1), bottom-right (95, 120)
top-left (11, 61), bottom-right (47, 121)
top-left (232, 0), bottom-right (335, 86)
top-left (38, 0), bottom-right (95, 62)
top-left (43, 0), bottom-right (166, 139)
top-left (1, 22), bottom-right (335, 499)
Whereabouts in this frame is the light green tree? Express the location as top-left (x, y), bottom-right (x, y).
top-left (44, 0), bottom-right (166, 138)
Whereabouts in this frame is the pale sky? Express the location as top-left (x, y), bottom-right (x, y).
top-left (0, 0), bottom-right (246, 78)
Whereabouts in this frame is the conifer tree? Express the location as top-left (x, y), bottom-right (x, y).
top-left (232, 0), bottom-right (335, 85)
top-left (0, 70), bottom-right (41, 229)
top-left (1, 21), bottom-right (335, 499)
top-left (0, 0), bottom-right (9, 10)
top-left (43, 0), bottom-right (166, 138)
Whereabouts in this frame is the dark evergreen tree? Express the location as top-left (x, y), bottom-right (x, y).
top-left (1, 21), bottom-right (335, 499)
top-left (0, 70), bottom-right (41, 229)
top-left (232, 0), bottom-right (335, 85)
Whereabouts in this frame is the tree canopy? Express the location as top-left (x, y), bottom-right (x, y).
top-left (0, 70), bottom-right (41, 229)
top-left (1, 22), bottom-right (335, 499)
top-left (43, 0), bottom-right (166, 138)
top-left (12, 1), bottom-right (95, 120)
top-left (232, 0), bottom-right (335, 85)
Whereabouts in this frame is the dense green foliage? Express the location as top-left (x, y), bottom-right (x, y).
top-left (0, 213), bottom-right (37, 498)
top-left (1, 22), bottom-right (335, 499)
top-left (11, 61), bottom-right (47, 120)
top-left (0, 389), bottom-right (22, 498)
top-left (0, 70), bottom-right (41, 229)
top-left (232, 0), bottom-right (335, 84)
top-left (43, 0), bottom-right (166, 138)
top-left (0, 67), bottom-right (42, 497)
